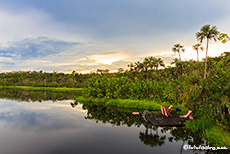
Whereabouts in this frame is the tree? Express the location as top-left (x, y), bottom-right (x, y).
top-left (152, 58), bottom-right (165, 80)
top-left (172, 43), bottom-right (186, 75)
top-left (171, 58), bottom-right (180, 66)
top-left (172, 43), bottom-right (185, 61)
top-left (139, 58), bottom-right (151, 82)
top-left (196, 24), bottom-right (220, 78)
top-left (148, 56), bottom-right (157, 70)
top-left (155, 58), bottom-right (165, 70)
top-left (192, 43), bottom-right (204, 61)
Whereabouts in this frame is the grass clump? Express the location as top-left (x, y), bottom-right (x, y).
top-left (106, 98), bottom-right (170, 110)
top-left (76, 96), bottom-right (172, 110)
top-left (185, 117), bottom-right (230, 148)
top-left (75, 96), bottom-right (107, 106)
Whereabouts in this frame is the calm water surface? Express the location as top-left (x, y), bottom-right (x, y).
top-left (0, 89), bottom-right (225, 154)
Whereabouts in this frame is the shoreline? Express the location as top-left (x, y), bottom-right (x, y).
top-left (75, 96), bottom-right (185, 110)
top-left (75, 96), bottom-right (230, 148)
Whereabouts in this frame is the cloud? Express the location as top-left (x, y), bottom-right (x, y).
top-left (1, 0), bottom-right (229, 45)
top-left (0, 37), bottom-right (133, 73)
top-left (0, 3), bottom-right (84, 44)
top-left (0, 37), bottom-right (79, 59)
top-left (0, 37), bottom-right (80, 71)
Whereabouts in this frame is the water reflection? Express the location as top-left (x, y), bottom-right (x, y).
top-left (0, 89), bottom-right (228, 154)
top-left (83, 103), bottom-right (144, 127)
top-left (139, 127), bottom-right (166, 147)
top-left (0, 88), bottom-right (82, 102)
top-left (76, 102), bottom-right (228, 154)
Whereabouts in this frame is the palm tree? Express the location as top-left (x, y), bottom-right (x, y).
top-left (172, 43), bottom-right (186, 75)
top-left (140, 58), bottom-right (151, 83)
top-left (192, 43), bottom-right (204, 61)
top-left (196, 24), bottom-right (220, 78)
top-left (171, 58), bottom-right (180, 66)
top-left (154, 58), bottom-right (165, 81)
top-left (155, 58), bottom-right (165, 70)
top-left (147, 57), bottom-right (164, 81)
top-left (172, 43), bottom-right (185, 61)
top-left (148, 56), bottom-right (157, 70)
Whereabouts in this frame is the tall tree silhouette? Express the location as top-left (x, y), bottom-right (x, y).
top-left (196, 24), bottom-right (219, 78)
top-left (192, 43), bottom-right (204, 62)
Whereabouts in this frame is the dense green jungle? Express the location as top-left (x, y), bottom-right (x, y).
top-left (84, 52), bottom-right (230, 126)
top-left (77, 51), bottom-right (230, 148)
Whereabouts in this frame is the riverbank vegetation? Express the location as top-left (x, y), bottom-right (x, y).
top-left (185, 117), bottom-right (230, 148)
top-left (76, 24), bottom-right (230, 147)
top-left (76, 96), bottom-right (185, 110)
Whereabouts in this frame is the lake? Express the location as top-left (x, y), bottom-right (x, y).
top-left (0, 88), bottom-right (224, 154)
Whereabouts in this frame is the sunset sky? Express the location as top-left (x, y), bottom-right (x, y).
top-left (0, 0), bottom-right (230, 73)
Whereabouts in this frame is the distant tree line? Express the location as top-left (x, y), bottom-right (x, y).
top-left (0, 70), bottom-right (99, 88)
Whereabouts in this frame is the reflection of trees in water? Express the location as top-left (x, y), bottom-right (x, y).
top-left (139, 126), bottom-right (166, 147)
top-left (139, 126), bottom-right (223, 154)
top-left (75, 103), bottom-right (220, 153)
top-left (0, 88), bottom-right (82, 102)
top-left (82, 103), bottom-right (147, 127)
top-left (168, 127), bottom-right (206, 146)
